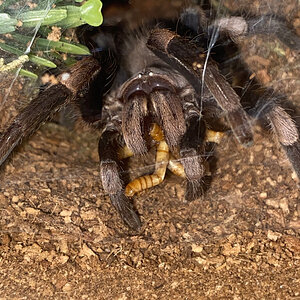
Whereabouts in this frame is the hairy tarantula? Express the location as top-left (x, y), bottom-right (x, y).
top-left (0, 3), bottom-right (300, 231)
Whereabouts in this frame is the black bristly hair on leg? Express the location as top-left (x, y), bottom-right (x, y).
top-left (98, 129), bottom-right (142, 230)
top-left (0, 56), bottom-right (101, 167)
top-left (210, 15), bottom-right (300, 51)
top-left (252, 97), bottom-right (300, 179)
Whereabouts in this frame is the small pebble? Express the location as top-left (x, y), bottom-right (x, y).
top-left (11, 195), bottom-right (19, 203)
top-left (259, 192), bottom-right (268, 199)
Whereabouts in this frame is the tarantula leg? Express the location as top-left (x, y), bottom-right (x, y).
top-left (204, 65), bottom-right (253, 146)
top-left (147, 29), bottom-right (253, 146)
top-left (179, 114), bottom-right (207, 201)
top-left (168, 130), bottom-right (224, 179)
top-left (211, 16), bottom-right (300, 50)
top-left (0, 56), bottom-right (101, 167)
top-left (98, 129), bottom-right (141, 230)
top-left (0, 84), bottom-right (70, 166)
top-left (168, 129), bottom-right (224, 178)
top-left (262, 103), bottom-right (300, 179)
top-left (125, 124), bottom-right (169, 197)
top-left (179, 6), bottom-right (208, 35)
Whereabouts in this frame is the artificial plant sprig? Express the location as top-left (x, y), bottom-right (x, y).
top-left (0, 0), bottom-right (103, 78)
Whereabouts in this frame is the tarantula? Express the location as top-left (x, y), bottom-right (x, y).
top-left (0, 3), bottom-right (299, 231)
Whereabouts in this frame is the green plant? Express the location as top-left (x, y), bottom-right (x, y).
top-left (0, 0), bottom-right (103, 78)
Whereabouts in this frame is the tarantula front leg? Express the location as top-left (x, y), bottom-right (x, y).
top-left (0, 56), bottom-right (101, 166)
top-left (147, 29), bottom-right (253, 147)
top-left (179, 109), bottom-right (208, 200)
top-left (98, 129), bottom-right (142, 230)
top-left (168, 129), bottom-right (224, 179)
top-left (255, 100), bottom-right (300, 179)
top-left (211, 15), bottom-right (300, 51)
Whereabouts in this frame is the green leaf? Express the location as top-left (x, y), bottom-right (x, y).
top-left (0, 13), bottom-right (17, 26)
top-left (80, 0), bottom-right (103, 27)
top-left (55, 6), bottom-right (85, 28)
top-left (19, 69), bottom-right (38, 80)
top-left (0, 42), bottom-right (25, 56)
top-left (0, 25), bottom-right (16, 34)
top-left (12, 33), bottom-right (91, 55)
top-left (49, 51), bottom-right (77, 66)
top-left (35, 39), bottom-right (90, 55)
top-left (18, 9), bottom-right (67, 27)
top-left (0, 42), bottom-right (57, 68)
top-left (0, 13), bottom-right (17, 33)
